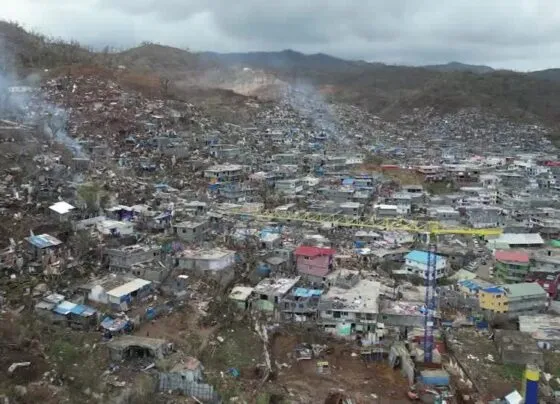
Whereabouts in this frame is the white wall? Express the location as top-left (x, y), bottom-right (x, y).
top-left (404, 258), bottom-right (447, 279)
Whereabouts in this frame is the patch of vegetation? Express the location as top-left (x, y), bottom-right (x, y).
top-left (201, 325), bottom-right (263, 371)
top-left (544, 352), bottom-right (560, 378)
top-left (77, 182), bottom-right (110, 213)
top-left (256, 392), bottom-right (287, 404)
top-left (500, 364), bottom-right (525, 381)
top-left (48, 339), bottom-right (81, 365)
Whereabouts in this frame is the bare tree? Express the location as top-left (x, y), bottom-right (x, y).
top-left (160, 76), bottom-right (170, 101)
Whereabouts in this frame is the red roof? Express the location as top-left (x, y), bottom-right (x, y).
top-left (495, 250), bottom-right (530, 263)
top-left (295, 246), bottom-right (336, 257)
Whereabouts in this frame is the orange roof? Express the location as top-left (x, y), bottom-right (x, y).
top-left (495, 250), bottom-right (530, 263)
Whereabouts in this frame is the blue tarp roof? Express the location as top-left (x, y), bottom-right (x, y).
top-left (293, 288), bottom-right (323, 298)
top-left (342, 178), bottom-right (355, 185)
top-left (100, 317), bottom-right (128, 332)
top-left (27, 234), bottom-right (63, 249)
top-left (68, 304), bottom-right (96, 317)
top-left (458, 279), bottom-right (495, 291)
top-left (70, 305), bottom-right (86, 315)
top-left (53, 301), bottom-right (77, 315)
top-left (482, 286), bottom-right (504, 294)
top-left (406, 250), bottom-right (444, 265)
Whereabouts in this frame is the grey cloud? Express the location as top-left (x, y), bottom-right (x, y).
top-left (5, 0), bottom-right (560, 70)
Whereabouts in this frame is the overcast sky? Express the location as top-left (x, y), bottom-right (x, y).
top-left (4, 0), bottom-right (560, 71)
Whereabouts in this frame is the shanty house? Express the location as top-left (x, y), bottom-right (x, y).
top-left (26, 234), bottom-right (63, 260)
top-left (294, 246), bottom-right (335, 283)
top-left (229, 286), bottom-right (254, 310)
top-left (106, 278), bottom-right (153, 308)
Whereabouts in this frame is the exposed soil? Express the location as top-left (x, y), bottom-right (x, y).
top-left (133, 304), bottom-right (216, 354)
top-left (271, 331), bottom-right (410, 403)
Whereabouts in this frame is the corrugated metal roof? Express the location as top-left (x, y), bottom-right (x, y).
top-left (26, 234), bottom-right (63, 249)
top-left (495, 233), bottom-right (544, 246)
top-left (495, 250), bottom-right (530, 263)
top-left (107, 278), bottom-right (152, 298)
top-left (70, 304), bottom-right (86, 315)
top-left (504, 282), bottom-right (547, 299)
top-left (294, 246), bottom-right (336, 257)
top-left (70, 304), bottom-right (96, 317)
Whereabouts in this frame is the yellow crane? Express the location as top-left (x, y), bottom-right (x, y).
top-left (220, 209), bottom-right (503, 237)
top-left (221, 207), bottom-right (501, 363)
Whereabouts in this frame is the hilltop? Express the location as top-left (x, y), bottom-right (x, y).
top-left (422, 61), bottom-right (495, 74)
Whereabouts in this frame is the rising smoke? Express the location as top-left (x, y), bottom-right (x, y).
top-left (0, 38), bottom-right (86, 158)
top-left (284, 80), bottom-right (338, 138)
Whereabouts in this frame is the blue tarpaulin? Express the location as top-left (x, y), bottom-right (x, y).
top-left (53, 301), bottom-right (77, 315)
top-left (293, 288), bottom-right (323, 298)
top-left (100, 317), bottom-right (129, 332)
top-left (69, 304), bottom-right (96, 317)
top-left (27, 234), bottom-right (63, 249)
top-left (70, 305), bottom-right (86, 315)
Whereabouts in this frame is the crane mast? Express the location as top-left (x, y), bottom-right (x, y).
top-left (423, 242), bottom-right (438, 363)
top-left (220, 209), bottom-right (502, 365)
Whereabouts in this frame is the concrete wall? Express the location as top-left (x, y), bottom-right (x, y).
top-left (296, 255), bottom-right (330, 277)
top-left (389, 342), bottom-right (415, 385)
top-left (176, 253), bottom-right (235, 272)
top-left (174, 222), bottom-right (209, 242)
top-left (128, 266), bottom-right (169, 283)
top-left (106, 248), bottom-right (160, 269)
top-left (381, 313), bottom-right (425, 328)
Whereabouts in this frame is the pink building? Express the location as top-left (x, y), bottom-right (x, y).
top-left (294, 246), bottom-right (336, 281)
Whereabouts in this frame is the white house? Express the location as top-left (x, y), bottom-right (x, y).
top-left (403, 250), bottom-right (447, 280)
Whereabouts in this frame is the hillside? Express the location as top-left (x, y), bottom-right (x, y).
top-left (0, 20), bottom-right (94, 73)
top-left (200, 50), bottom-right (560, 125)
top-left (528, 68), bottom-right (560, 82)
top-left (4, 21), bottom-right (560, 130)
